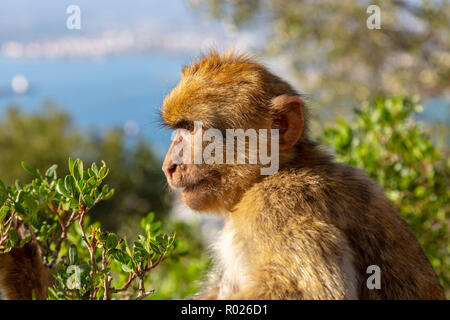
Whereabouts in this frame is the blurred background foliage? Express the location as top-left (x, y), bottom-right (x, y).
top-left (321, 96), bottom-right (449, 297)
top-left (1, 0), bottom-right (449, 299)
top-left (191, 0), bottom-right (450, 148)
top-left (191, 0), bottom-right (450, 109)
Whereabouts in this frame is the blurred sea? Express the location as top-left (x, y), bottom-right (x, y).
top-left (0, 54), bottom-right (195, 158)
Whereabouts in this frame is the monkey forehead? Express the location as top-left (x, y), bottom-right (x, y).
top-left (161, 52), bottom-right (277, 127)
top-left (161, 79), bottom-right (258, 127)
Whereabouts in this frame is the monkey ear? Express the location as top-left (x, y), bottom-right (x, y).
top-left (270, 95), bottom-right (304, 150)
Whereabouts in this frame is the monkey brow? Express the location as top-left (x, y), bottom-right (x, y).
top-left (159, 120), bottom-right (194, 131)
top-left (156, 112), bottom-right (192, 131)
top-left (173, 120), bottom-right (194, 131)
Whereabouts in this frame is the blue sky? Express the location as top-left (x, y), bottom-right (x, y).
top-left (0, 1), bottom-right (200, 41)
top-left (0, 1), bottom-right (266, 59)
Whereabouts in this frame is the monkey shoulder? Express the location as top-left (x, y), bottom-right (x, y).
top-left (233, 161), bottom-right (416, 250)
top-left (245, 163), bottom-right (378, 223)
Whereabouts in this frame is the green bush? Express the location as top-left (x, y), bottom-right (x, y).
top-left (0, 103), bottom-right (207, 300)
top-left (0, 103), bottom-right (171, 233)
top-left (0, 158), bottom-right (181, 300)
top-left (147, 220), bottom-right (211, 299)
top-left (320, 96), bottom-right (450, 297)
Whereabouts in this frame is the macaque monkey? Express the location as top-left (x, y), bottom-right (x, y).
top-left (161, 50), bottom-right (445, 299)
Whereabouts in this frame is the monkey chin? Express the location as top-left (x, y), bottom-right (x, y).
top-left (180, 187), bottom-right (220, 213)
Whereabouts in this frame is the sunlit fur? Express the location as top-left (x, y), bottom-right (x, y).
top-left (162, 50), bottom-right (445, 299)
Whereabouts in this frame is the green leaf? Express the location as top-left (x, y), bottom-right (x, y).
top-left (103, 189), bottom-right (114, 200)
top-left (106, 233), bottom-right (119, 250)
top-left (141, 212), bottom-right (155, 229)
top-left (0, 206), bottom-right (10, 220)
top-left (61, 201), bottom-right (70, 211)
top-left (133, 241), bottom-right (149, 259)
top-left (15, 179), bottom-right (22, 190)
top-left (56, 179), bottom-right (70, 198)
top-left (108, 249), bottom-right (131, 265)
top-left (155, 234), bottom-right (167, 246)
top-left (99, 232), bottom-right (108, 242)
top-left (123, 237), bottom-right (132, 257)
top-left (45, 164), bottom-right (58, 180)
top-left (91, 162), bottom-right (99, 176)
top-left (96, 287), bottom-right (105, 300)
top-left (64, 175), bottom-right (76, 195)
top-left (21, 161), bottom-right (38, 176)
top-left (1, 246), bottom-right (12, 253)
top-left (72, 159), bottom-right (83, 181)
top-left (0, 179), bottom-right (5, 192)
top-left (68, 157), bottom-right (75, 176)
top-left (150, 221), bottom-right (162, 234)
top-left (138, 235), bottom-right (147, 244)
top-left (86, 176), bottom-right (96, 187)
top-left (121, 264), bottom-right (133, 273)
top-left (101, 184), bottom-right (109, 195)
top-left (69, 198), bottom-right (79, 209)
top-left (77, 160), bottom-right (84, 181)
top-left (23, 193), bottom-right (37, 210)
top-left (98, 167), bottom-right (107, 180)
top-left (92, 188), bottom-right (99, 200)
top-left (9, 229), bottom-right (19, 246)
top-left (149, 241), bottom-right (161, 255)
top-left (84, 194), bottom-right (94, 207)
top-left (69, 244), bottom-right (78, 264)
top-left (79, 263), bottom-right (90, 274)
top-left (77, 180), bottom-right (85, 193)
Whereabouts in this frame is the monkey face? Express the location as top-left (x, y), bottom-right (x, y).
top-left (162, 128), bottom-right (222, 212)
top-left (161, 125), bottom-right (260, 213)
top-left (160, 51), bottom-right (305, 213)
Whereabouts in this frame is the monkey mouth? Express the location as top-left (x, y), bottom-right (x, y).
top-left (180, 179), bottom-right (209, 192)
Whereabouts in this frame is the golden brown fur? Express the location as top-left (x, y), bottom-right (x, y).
top-left (0, 241), bottom-right (50, 300)
top-left (161, 50), bottom-right (445, 300)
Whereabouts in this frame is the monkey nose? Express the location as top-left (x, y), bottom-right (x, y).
top-left (163, 162), bottom-right (177, 180)
top-left (168, 163), bottom-right (177, 179)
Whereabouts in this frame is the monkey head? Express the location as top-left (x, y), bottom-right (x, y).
top-left (161, 51), bottom-right (306, 214)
